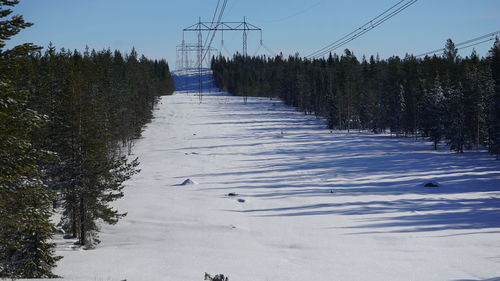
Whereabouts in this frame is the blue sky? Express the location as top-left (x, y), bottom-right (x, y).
top-left (6, 0), bottom-right (500, 67)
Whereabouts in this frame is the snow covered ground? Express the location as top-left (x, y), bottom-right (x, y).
top-left (50, 69), bottom-right (499, 281)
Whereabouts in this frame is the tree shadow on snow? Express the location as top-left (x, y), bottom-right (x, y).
top-left (171, 69), bottom-right (215, 92)
top-left (452, 277), bottom-right (500, 281)
top-left (171, 71), bottom-right (500, 235)
top-left (231, 197), bottom-right (500, 233)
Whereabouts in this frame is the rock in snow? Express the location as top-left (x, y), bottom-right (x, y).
top-left (424, 181), bottom-right (439, 187)
top-left (180, 179), bottom-right (198, 186)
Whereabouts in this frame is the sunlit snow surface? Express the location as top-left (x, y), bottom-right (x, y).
top-left (51, 70), bottom-right (499, 281)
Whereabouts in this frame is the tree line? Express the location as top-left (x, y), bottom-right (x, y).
top-left (212, 39), bottom-right (500, 157)
top-left (1, 1), bottom-right (175, 278)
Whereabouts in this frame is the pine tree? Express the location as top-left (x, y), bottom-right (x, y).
top-left (390, 84), bottom-right (406, 136)
top-left (402, 55), bottom-right (422, 137)
top-left (443, 39), bottom-right (458, 63)
top-left (489, 38), bottom-right (500, 159)
top-left (211, 39), bottom-right (499, 157)
top-left (419, 77), bottom-right (445, 149)
top-left (383, 56), bottom-right (404, 135)
top-left (462, 60), bottom-right (493, 149)
top-left (0, 1), bottom-right (60, 277)
top-left (445, 82), bottom-right (466, 152)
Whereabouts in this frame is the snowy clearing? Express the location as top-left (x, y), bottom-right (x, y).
top-left (49, 70), bottom-right (499, 281)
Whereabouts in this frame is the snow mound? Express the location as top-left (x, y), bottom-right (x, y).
top-left (179, 179), bottom-right (198, 186)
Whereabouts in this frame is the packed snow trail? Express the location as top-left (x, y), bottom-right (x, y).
top-left (52, 70), bottom-right (500, 281)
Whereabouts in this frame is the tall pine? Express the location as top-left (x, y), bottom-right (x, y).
top-left (489, 38), bottom-right (500, 158)
top-left (0, 0), bottom-right (60, 277)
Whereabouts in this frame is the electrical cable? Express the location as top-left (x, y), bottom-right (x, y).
top-left (309, 0), bottom-right (418, 58)
top-left (457, 38), bottom-right (496, 51)
top-left (415, 30), bottom-right (500, 57)
top-left (307, 0), bottom-right (406, 58)
top-left (313, 0), bottom-right (417, 58)
top-left (261, 0), bottom-right (326, 23)
top-left (203, 0), bottom-right (222, 51)
top-left (202, 0), bottom-right (228, 63)
top-left (252, 44), bottom-right (262, 57)
top-left (262, 43), bottom-right (277, 57)
top-left (306, 0), bottom-right (417, 59)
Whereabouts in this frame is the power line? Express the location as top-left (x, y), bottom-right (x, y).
top-left (203, 0), bottom-right (222, 50)
top-left (415, 30), bottom-right (500, 57)
top-left (261, 0), bottom-right (326, 23)
top-left (202, 0), bottom-right (229, 63)
top-left (203, 0), bottom-right (228, 58)
top-left (307, 0), bottom-right (406, 58)
top-left (307, 0), bottom-right (418, 58)
top-left (457, 38), bottom-right (496, 52)
top-left (306, 0), bottom-right (418, 59)
top-left (262, 43), bottom-right (277, 57)
top-left (182, 20), bottom-right (262, 67)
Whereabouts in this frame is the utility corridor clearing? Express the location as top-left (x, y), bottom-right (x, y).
top-left (54, 70), bottom-right (500, 281)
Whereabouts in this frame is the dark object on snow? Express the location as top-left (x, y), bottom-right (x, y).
top-left (214, 274), bottom-right (228, 281)
top-left (237, 199), bottom-right (246, 203)
top-left (227, 192), bottom-right (238, 196)
top-left (205, 272), bottom-right (229, 281)
top-left (180, 179), bottom-right (197, 186)
top-left (424, 182), bottom-right (439, 187)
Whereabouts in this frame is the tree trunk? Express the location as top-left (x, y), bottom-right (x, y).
top-left (79, 197), bottom-right (86, 246)
top-left (71, 204), bottom-right (77, 238)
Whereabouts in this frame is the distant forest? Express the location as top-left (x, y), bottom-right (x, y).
top-left (0, 1), bottom-right (175, 277)
top-left (212, 39), bottom-right (500, 157)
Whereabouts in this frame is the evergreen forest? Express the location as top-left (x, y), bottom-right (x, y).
top-left (212, 39), bottom-right (500, 157)
top-left (2, 0), bottom-right (500, 278)
top-left (0, 1), bottom-right (175, 278)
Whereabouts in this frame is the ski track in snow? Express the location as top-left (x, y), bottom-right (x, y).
top-left (47, 70), bottom-right (500, 281)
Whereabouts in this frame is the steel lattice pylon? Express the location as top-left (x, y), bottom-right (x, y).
top-left (176, 17), bottom-right (264, 103)
top-left (177, 18), bottom-right (262, 70)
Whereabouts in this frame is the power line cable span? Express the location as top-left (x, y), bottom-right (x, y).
top-left (307, 0), bottom-right (406, 58)
top-left (306, 0), bottom-right (418, 59)
top-left (203, 0), bottom-right (222, 50)
top-left (202, 0), bottom-right (229, 62)
top-left (415, 30), bottom-right (500, 57)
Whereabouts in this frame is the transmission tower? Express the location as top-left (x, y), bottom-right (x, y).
top-left (176, 43), bottom-right (217, 70)
top-left (178, 17), bottom-right (264, 102)
top-left (182, 18), bottom-right (262, 68)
